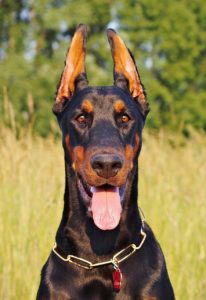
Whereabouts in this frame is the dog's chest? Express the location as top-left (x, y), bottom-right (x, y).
top-left (49, 260), bottom-right (144, 300)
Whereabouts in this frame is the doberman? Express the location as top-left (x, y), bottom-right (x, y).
top-left (37, 24), bottom-right (175, 300)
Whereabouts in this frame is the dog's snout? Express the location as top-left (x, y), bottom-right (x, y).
top-left (91, 154), bottom-right (123, 179)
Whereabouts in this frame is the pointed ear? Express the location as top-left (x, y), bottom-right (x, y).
top-left (53, 24), bottom-right (88, 115)
top-left (107, 29), bottom-right (149, 117)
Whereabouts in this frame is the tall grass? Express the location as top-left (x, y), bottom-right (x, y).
top-left (0, 125), bottom-right (206, 299)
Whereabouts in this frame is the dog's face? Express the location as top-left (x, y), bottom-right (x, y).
top-left (53, 25), bottom-right (149, 231)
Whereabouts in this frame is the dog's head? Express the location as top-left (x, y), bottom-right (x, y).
top-left (53, 24), bottom-right (149, 231)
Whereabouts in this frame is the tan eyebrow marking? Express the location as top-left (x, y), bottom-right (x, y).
top-left (81, 100), bottom-right (93, 113)
top-left (114, 100), bottom-right (126, 113)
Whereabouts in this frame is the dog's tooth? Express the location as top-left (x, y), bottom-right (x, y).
top-left (90, 187), bottom-right (95, 193)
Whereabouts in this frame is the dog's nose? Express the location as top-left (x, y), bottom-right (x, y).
top-left (91, 154), bottom-right (123, 179)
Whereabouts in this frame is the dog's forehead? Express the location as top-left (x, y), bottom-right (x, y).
top-left (73, 86), bottom-right (134, 109)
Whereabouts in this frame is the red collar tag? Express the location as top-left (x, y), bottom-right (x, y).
top-left (112, 267), bottom-right (122, 292)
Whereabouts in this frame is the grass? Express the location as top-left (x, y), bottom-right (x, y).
top-left (0, 126), bottom-right (206, 299)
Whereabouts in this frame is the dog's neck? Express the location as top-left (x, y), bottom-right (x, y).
top-left (55, 161), bottom-right (142, 258)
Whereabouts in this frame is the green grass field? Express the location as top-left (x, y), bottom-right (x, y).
top-left (0, 126), bottom-right (206, 299)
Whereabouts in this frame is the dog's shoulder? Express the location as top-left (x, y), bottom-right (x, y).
top-left (135, 223), bottom-right (175, 299)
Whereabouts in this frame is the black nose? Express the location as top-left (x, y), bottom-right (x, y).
top-left (91, 154), bottom-right (123, 179)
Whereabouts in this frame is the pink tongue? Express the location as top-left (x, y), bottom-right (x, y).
top-left (91, 187), bottom-right (122, 230)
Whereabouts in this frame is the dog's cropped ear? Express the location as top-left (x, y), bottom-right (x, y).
top-left (107, 29), bottom-right (149, 117)
top-left (53, 24), bottom-right (88, 114)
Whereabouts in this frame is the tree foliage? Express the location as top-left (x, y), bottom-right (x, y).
top-left (0, 0), bottom-right (205, 136)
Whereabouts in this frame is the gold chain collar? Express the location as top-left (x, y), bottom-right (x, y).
top-left (52, 227), bottom-right (146, 270)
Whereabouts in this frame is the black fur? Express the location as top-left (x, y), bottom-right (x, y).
top-left (37, 26), bottom-right (175, 299)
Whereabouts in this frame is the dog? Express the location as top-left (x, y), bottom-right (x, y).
top-left (37, 24), bottom-right (175, 300)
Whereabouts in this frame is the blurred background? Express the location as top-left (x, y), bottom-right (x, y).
top-left (0, 0), bottom-right (206, 299)
top-left (1, 0), bottom-right (206, 136)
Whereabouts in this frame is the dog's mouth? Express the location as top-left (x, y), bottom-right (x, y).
top-left (77, 176), bottom-right (125, 231)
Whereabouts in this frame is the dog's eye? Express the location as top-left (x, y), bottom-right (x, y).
top-left (121, 114), bottom-right (130, 123)
top-left (76, 114), bottom-right (87, 125)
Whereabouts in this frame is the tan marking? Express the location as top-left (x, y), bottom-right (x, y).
top-left (114, 100), bottom-right (125, 113)
top-left (133, 134), bottom-right (140, 156)
top-left (82, 100), bottom-right (93, 113)
top-left (65, 135), bottom-right (84, 172)
top-left (125, 144), bottom-right (133, 171)
top-left (82, 140), bottom-right (141, 187)
top-left (73, 146), bottom-right (85, 162)
top-left (72, 162), bottom-right (76, 171)
top-left (73, 146), bottom-right (85, 172)
top-left (81, 140), bottom-right (141, 188)
top-left (125, 144), bottom-right (133, 160)
top-left (65, 135), bottom-right (73, 159)
top-left (82, 145), bottom-right (135, 187)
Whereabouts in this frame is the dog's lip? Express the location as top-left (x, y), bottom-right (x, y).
top-left (77, 174), bottom-right (126, 203)
top-left (79, 175), bottom-right (93, 197)
top-left (91, 183), bottom-right (117, 192)
top-left (78, 175), bottom-right (121, 195)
